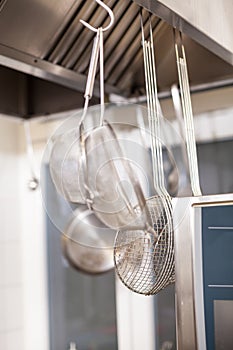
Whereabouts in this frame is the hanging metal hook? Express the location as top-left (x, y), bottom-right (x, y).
top-left (23, 121), bottom-right (39, 191)
top-left (80, 0), bottom-right (114, 32)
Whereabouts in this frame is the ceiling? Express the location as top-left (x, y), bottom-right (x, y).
top-left (0, 0), bottom-right (232, 118)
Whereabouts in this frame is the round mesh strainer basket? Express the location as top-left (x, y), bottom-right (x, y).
top-left (114, 196), bottom-right (174, 295)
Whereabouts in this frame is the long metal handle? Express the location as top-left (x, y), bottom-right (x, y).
top-left (141, 17), bottom-right (170, 202)
top-left (79, 30), bottom-right (100, 126)
top-left (141, 25), bottom-right (159, 195)
top-left (80, 0), bottom-right (115, 125)
top-left (84, 30), bottom-right (100, 99)
top-left (175, 37), bottom-right (202, 196)
top-left (99, 28), bottom-right (105, 126)
top-left (171, 84), bottom-right (189, 174)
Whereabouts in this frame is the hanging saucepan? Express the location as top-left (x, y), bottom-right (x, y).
top-left (62, 206), bottom-right (116, 274)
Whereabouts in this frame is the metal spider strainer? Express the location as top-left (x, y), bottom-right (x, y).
top-left (114, 15), bottom-right (175, 295)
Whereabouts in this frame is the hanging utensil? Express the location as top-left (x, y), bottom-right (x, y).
top-left (140, 26), bottom-right (174, 291)
top-left (50, 1), bottom-right (118, 275)
top-left (50, 1), bottom-right (150, 278)
top-left (174, 31), bottom-right (202, 196)
top-left (62, 206), bottom-right (116, 274)
top-left (77, 3), bottom-right (150, 231)
top-left (171, 84), bottom-right (191, 195)
top-left (23, 121), bottom-right (39, 191)
top-left (49, 32), bottom-right (100, 203)
top-left (43, 103), bottom-right (158, 241)
top-left (49, 0), bottom-right (113, 203)
top-left (50, 0), bottom-right (147, 231)
top-left (83, 118), bottom-right (152, 230)
top-left (114, 13), bottom-right (175, 295)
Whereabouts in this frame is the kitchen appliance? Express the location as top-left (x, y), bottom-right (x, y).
top-left (174, 194), bottom-right (233, 350)
top-left (173, 33), bottom-right (233, 350)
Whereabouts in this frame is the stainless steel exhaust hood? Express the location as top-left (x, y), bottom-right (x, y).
top-left (0, 0), bottom-right (232, 118)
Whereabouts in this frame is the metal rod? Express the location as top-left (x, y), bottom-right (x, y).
top-left (110, 77), bottom-right (233, 103)
top-left (175, 34), bottom-right (202, 196)
top-left (99, 28), bottom-right (105, 125)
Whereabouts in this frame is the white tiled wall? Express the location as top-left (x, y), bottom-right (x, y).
top-left (0, 118), bottom-right (24, 349)
top-left (0, 241), bottom-right (22, 287)
top-left (0, 117), bottom-right (49, 350)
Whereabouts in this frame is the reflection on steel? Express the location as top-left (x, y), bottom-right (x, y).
top-left (0, 0), bottom-right (232, 118)
top-left (173, 194), bottom-right (233, 350)
top-left (133, 0), bottom-right (233, 65)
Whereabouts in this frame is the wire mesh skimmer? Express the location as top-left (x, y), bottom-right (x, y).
top-left (114, 14), bottom-right (175, 295)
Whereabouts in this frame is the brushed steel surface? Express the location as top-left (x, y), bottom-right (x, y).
top-left (193, 206), bottom-right (206, 350)
top-left (0, 44), bottom-right (122, 96)
top-left (0, 0), bottom-right (232, 117)
top-left (159, 0), bottom-right (233, 55)
top-left (61, 0), bottom-right (117, 69)
top-left (214, 300), bottom-right (233, 350)
top-left (0, 0), bottom-right (7, 12)
top-left (173, 193), bottom-right (233, 350)
top-left (173, 197), bottom-right (197, 350)
top-left (133, 0), bottom-right (233, 65)
top-left (75, 1), bottom-right (138, 74)
top-left (0, 0), bottom-right (78, 58)
top-left (48, 0), bottom-right (94, 64)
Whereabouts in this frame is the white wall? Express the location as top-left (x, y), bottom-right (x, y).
top-left (0, 117), bottom-right (49, 350)
top-left (18, 146), bottom-right (49, 350)
top-left (0, 118), bottom-right (25, 350)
